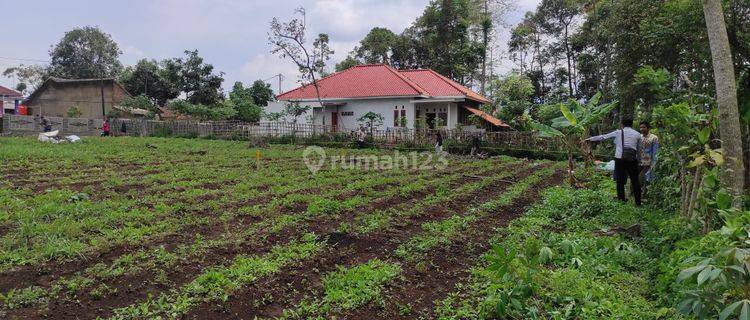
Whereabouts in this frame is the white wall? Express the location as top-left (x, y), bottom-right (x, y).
top-left (311, 98), bottom-right (416, 131)
top-left (264, 101), bottom-right (319, 124)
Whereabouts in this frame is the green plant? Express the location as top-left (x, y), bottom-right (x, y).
top-left (530, 92), bottom-right (617, 185)
top-left (66, 106), bottom-right (83, 118)
top-left (358, 112), bottom-right (384, 134)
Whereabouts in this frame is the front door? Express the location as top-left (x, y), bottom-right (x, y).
top-left (331, 112), bottom-right (338, 132)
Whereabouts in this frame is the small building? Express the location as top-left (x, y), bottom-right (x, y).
top-left (0, 85), bottom-right (23, 116)
top-left (271, 64), bottom-right (510, 131)
top-left (23, 78), bottom-right (131, 119)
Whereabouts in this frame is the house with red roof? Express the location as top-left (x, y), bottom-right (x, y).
top-left (0, 85), bottom-right (24, 117)
top-left (271, 64), bottom-right (509, 131)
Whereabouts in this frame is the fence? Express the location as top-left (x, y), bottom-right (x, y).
top-left (1, 115), bottom-right (103, 136)
top-left (1, 115), bottom-right (567, 156)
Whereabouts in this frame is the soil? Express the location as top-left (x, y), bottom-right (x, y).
top-left (2, 160), bottom-right (507, 319)
top-left (183, 163), bottom-right (554, 319)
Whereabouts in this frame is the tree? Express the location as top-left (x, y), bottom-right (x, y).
top-left (163, 50), bottom-right (225, 105)
top-left (270, 7), bottom-right (334, 126)
top-left (3, 64), bottom-right (48, 92)
top-left (120, 95), bottom-right (157, 117)
top-left (48, 26), bottom-right (123, 79)
top-left (492, 73), bottom-right (534, 125)
top-left (410, 0), bottom-right (485, 84)
top-left (358, 112), bottom-right (384, 135)
top-left (531, 92), bottom-right (617, 185)
top-left (702, 0), bottom-right (746, 206)
top-left (228, 82), bottom-right (263, 123)
top-left (283, 101), bottom-right (310, 124)
top-left (536, 0), bottom-right (579, 98)
top-left (120, 59), bottom-right (179, 107)
top-left (355, 27), bottom-right (398, 64)
top-left (248, 80), bottom-right (275, 106)
top-left (335, 56), bottom-right (361, 72)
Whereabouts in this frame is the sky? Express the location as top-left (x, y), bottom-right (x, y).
top-left (0, 0), bottom-right (541, 94)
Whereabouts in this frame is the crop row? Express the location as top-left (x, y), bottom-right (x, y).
top-left (96, 160), bottom-right (530, 319)
top-left (1, 158), bottom-right (514, 317)
top-left (272, 163), bottom-right (561, 319)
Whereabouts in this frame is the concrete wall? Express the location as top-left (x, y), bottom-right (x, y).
top-left (26, 82), bottom-right (128, 119)
top-left (311, 98), bottom-right (416, 131)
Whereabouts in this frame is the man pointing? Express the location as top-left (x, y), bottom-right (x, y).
top-left (586, 118), bottom-right (643, 206)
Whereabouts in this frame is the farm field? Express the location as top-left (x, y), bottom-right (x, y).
top-left (0, 137), bottom-right (563, 319)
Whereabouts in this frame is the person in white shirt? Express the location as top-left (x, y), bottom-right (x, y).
top-left (586, 118), bottom-right (643, 206)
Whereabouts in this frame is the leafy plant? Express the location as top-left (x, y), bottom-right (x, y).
top-left (531, 92), bottom-right (617, 185)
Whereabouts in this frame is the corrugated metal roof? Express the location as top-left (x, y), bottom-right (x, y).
top-left (464, 106), bottom-right (511, 128)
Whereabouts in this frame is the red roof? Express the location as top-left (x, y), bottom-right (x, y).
top-left (0, 85), bottom-right (22, 98)
top-left (277, 64), bottom-right (490, 104)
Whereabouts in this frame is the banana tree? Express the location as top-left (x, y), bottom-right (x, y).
top-left (530, 92), bottom-right (617, 186)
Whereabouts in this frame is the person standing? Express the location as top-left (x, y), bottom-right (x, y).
top-left (435, 131), bottom-right (444, 153)
top-left (639, 121), bottom-right (659, 196)
top-left (586, 118), bottom-right (643, 206)
top-left (101, 119), bottom-right (111, 137)
top-left (40, 115), bottom-right (52, 132)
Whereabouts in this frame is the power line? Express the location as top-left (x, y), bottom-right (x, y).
top-left (0, 56), bottom-right (51, 63)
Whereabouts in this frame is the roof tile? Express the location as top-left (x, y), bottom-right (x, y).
top-left (276, 64), bottom-right (490, 104)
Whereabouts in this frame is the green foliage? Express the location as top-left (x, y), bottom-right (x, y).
top-left (283, 101), bottom-right (310, 124)
top-left (227, 82), bottom-right (263, 122)
top-left (120, 59), bottom-right (180, 107)
top-left (438, 186), bottom-right (682, 320)
top-left (307, 198), bottom-right (340, 216)
top-left (355, 27), bottom-right (398, 64)
top-left (170, 99), bottom-right (237, 121)
top-left (48, 26), bottom-right (123, 79)
top-left (494, 72), bottom-right (535, 126)
top-left (358, 112), bottom-right (384, 133)
top-left (675, 208), bottom-right (750, 320)
top-left (248, 80), bottom-right (274, 106)
top-left (321, 259), bottom-right (402, 310)
top-left (162, 50), bottom-right (225, 105)
top-left (120, 94), bottom-right (156, 115)
top-left (66, 106), bottom-right (83, 118)
top-left (335, 56), bottom-right (361, 72)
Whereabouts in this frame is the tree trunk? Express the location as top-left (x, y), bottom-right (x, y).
top-left (702, 0), bottom-right (746, 206)
top-left (567, 137), bottom-right (575, 186)
top-left (563, 23), bottom-right (574, 98)
top-left (480, 0), bottom-right (489, 96)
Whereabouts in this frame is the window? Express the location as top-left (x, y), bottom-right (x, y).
top-left (341, 111), bottom-right (354, 116)
top-left (393, 110), bottom-right (399, 127)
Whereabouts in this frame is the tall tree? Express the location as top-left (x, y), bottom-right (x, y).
top-left (163, 50), bottom-right (225, 105)
top-left (335, 56), bottom-right (361, 71)
top-left (120, 59), bottom-right (179, 107)
top-left (410, 0), bottom-right (484, 84)
top-left (48, 26), bottom-right (123, 79)
top-left (536, 0), bottom-right (579, 98)
top-left (228, 82), bottom-right (263, 122)
top-left (702, 0), bottom-right (746, 204)
top-left (248, 80), bottom-right (275, 106)
top-left (269, 7), bottom-right (334, 125)
top-left (2, 64), bottom-right (47, 93)
top-left (355, 27), bottom-right (398, 64)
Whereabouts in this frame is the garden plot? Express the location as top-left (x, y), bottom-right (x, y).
top-left (0, 137), bottom-right (562, 319)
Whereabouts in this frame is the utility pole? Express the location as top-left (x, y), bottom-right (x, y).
top-left (277, 73), bottom-right (284, 94)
